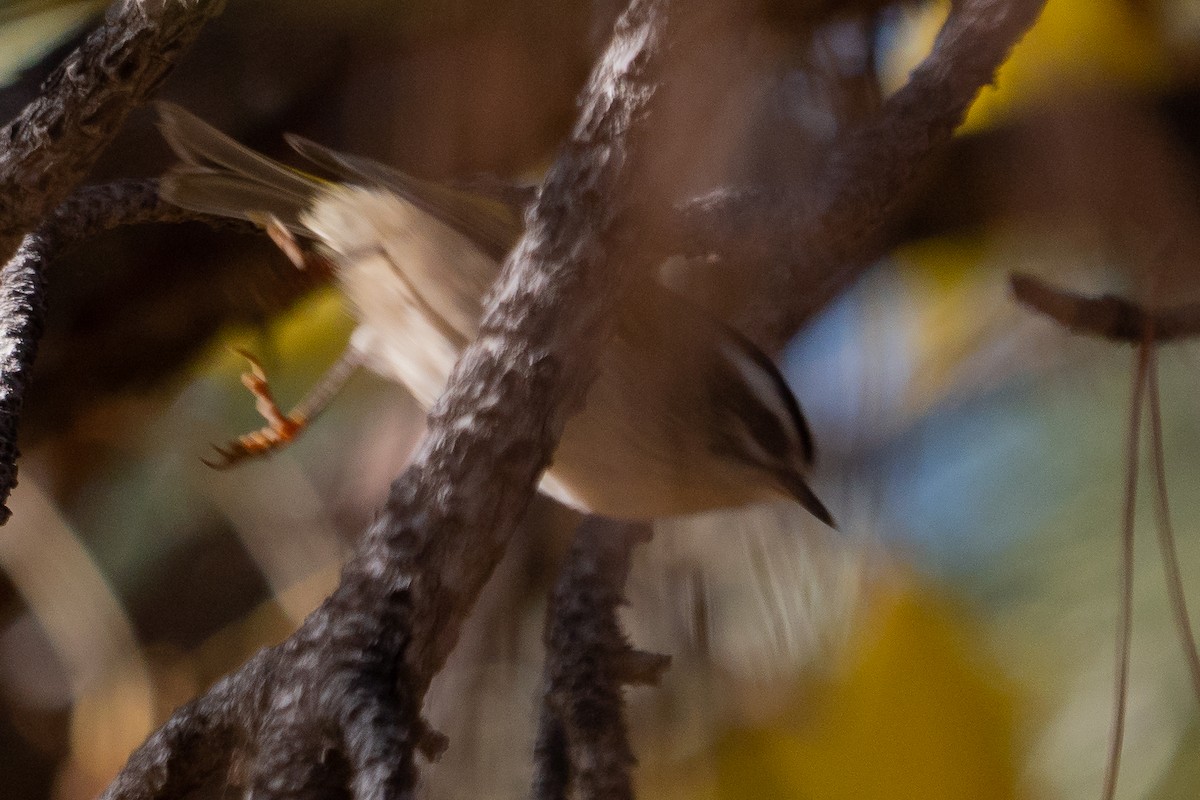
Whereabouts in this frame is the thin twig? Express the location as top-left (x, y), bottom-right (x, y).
top-left (1012, 273), bottom-right (1200, 343)
top-left (1101, 338), bottom-right (1149, 800)
top-left (1146, 346), bottom-right (1200, 702)
top-left (1012, 271), bottom-right (1200, 795)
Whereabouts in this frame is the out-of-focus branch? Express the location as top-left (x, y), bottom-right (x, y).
top-left (0, 180), bottom-right (241, 523)
top-left (532, 707), bottom-right (572, 800)
top-left (532, 519), bottom-right (668, 800)
top-left (673, 0), bottom-right (1048, 350)
top-left (101, 2), bottom-right (672, 797)
top-left (0, 0), bottom-right (225, 252)
top-left (1012, 273), bottom-right (1200, 343)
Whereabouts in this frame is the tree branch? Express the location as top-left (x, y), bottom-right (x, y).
top-left (532, 518), bottom-right (668, 800)
top-left (0, 0), bottom-right (226, 521)
top-left (0, 0), bottom-right (225, 250)
top-left (0, 180), bottom-right (242, 523)
top-left (101, 2), bottom-right (673, 796)
top-left (1011, 273), bottom-right (1200, 343)
top-left (673, 0), bottom-right (1048, 350)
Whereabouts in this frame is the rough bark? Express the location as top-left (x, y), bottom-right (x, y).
top-left (532, 519), bottom-right (669, 800)
top-left (0, 0), bottom-right (228, 520)
top-left (100, 2), bottom-right (671, 797)
top-left (0, 180), bottom-right (242, 521)
top-left (0, 0), bottom-right (1055, 796)
top-left (0, 0), bottom-right (225, 250)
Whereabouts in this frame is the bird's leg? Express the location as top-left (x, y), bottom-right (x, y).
top-left (204, 345), bottom-right (363, 469)
top-left (204, 211), bottom-right (354, 469)
top-left (249, 212), bottom-right (332, 274)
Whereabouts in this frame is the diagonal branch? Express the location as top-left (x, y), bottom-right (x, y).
top-left (102, 2), bottom-right (675, 797)
top-left (359, 0), bottom-right (671, 695)
top-left (673, 0), bottom-right (1048, 350)
top-left (0, 0), bottom-right (225, 249)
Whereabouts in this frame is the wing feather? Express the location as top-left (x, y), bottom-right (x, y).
top-left (285, 134), bottom-right (522, 261)
top-left (157, 103), bottom-right (322, 231)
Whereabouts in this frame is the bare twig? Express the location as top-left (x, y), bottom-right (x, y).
top-left (0, 179), bottom-right (239, 522)
top-left (0, 0), bottom-right (224, 250)
top-left (1101, 339), bottom-right (1149, 800)
top-left (532, 519), bottom-right (669, 800)
top-left (671, 0), bottom-right (1048, 350)
top-left (101, 2), bottom-right (673, 797)
top-left (1014, 273), bottom-right (1200, 797)
top-left (1146, 346), bottom-right (1200, 702)
top-left (1012, 273), bottom-right (1200, 343)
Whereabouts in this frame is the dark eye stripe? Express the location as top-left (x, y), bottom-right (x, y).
top-left (714, 328), bottom-right (814, 466)
top-left (707, 357), bottom-right (793, 471)
top-left (730, 375), bottom-right (790, 463)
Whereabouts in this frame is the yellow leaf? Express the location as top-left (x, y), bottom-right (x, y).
top-left (712, 579), bottom-right (1021, 800)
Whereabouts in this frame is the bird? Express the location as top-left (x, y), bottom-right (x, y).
top-left (156, 103), bottom-right (834, 526)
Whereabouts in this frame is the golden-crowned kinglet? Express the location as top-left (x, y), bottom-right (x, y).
top-left (157, 104), bottom-right (834, 526)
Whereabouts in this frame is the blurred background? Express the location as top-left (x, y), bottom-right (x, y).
top-left (3, 0), bottom-right (1200, 797)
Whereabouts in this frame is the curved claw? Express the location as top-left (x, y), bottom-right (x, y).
top-left (201, 433), bottom-right (288, 470)
top-left (200, 444), bottom-right (238, 471)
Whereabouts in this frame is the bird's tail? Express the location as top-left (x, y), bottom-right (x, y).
top-left (156, 102), bottom-right (325, 233)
